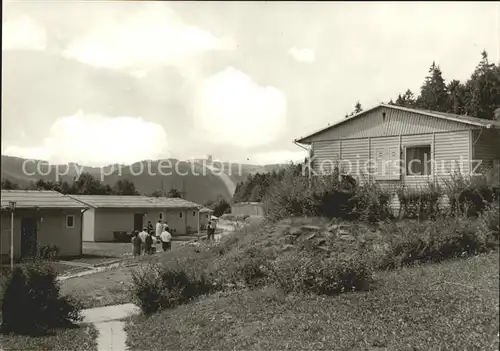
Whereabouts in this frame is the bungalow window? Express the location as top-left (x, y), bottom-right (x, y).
top-left (179, 212), bottom-right (183, 218)
top-left (193, 211), bottom-right (196, 216)
top-left (206, 215), bottom-right (209, 219)
top-left (66, 215), bottom-right (75, 229)
top-left (159, 212), bottom-right (163, 220)
top-left (405, 145), bottom-right (432, 176)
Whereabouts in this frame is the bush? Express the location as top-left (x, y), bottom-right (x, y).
top-left (38, 245), bottom-right (60, 260)
top-left (213, 247), bottom-right (273, 289)
top-left (477, 201), bottom-right (500, 242)
top-left (131, 254), bottom-right (214, 314)
top-left (1, 259), bottom-right (82, 334)
top-left (443, 174), bottom-right (494, 218)
top-left (264, 167), bottom-right (357, 221)
top-left (397, 185), bottom-right (441, 220)
top-left (271, 250), bottom-right (373, 295)
top-left (375, 219), bottom-right (497, 269)
top-left (350, 181), bottom-right (392, 222)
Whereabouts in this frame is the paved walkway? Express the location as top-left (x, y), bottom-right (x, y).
top-left (81, 303), bottom-right (141, 351)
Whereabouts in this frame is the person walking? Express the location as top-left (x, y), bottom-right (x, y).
top-left (138, 227), bottom-right (149, 255)
top-left (147, 221), bottom-right (154, 235)
top-left (160, 227), bottom-right (172, 252)
top-left (131, 231), bottom-right (141, 258)
top-left (155, 219), bottom-right (163, 237)
top-left (145, 231), bottom-right (153, 255)
top-left (206, 221), bottom-right (212, 241)
top-left (210, 219), bottom-right (217, 241)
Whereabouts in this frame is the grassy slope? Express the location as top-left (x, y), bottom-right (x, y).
top-left (125, 252), bottom-right (499, 350)
top-left (1, 324), bottom-right (98, 351)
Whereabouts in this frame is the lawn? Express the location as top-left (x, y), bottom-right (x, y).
top-left (1, 324), bottom-right (98, 351)
top-left (125, 252), bottom-right (499, 350)
top-left (60, 265), bottom-right (134, 309)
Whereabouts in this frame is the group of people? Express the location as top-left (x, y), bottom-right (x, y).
top-left (131, 219), bottom-right (172, 257)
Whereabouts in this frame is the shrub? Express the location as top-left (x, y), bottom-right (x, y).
top-left (131, 254), bottom-right (214, 315)
top-left (39, 245), bottom-right (60, 260)
top-left (213, 247), bottom-right (273, 288)
top-left (130, 264), bottom-right (164, 314)
top-left (350, 180), bottom-right (392, 222)
top-left (264, 167), bottom-right (357, 221)
top-left (375, 219), bottom-right (497, 269)
top-left (477, 201), bottom-right (500, 242)
top-left (397, 185), bottom-right (441, 220)
top-left (442, 173), bottom-right (494, 217)
top-left (271, 250), bottom-right (373, 295)
top-left (1, 259), bottom-right (82, 334)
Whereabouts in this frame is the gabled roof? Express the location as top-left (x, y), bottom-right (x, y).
top-left (68, 195), bottom-right (201, 210)
top-left (1, 190), bottom-right (87, 209)
top-left (199, 207), bottom-right (214, 213)
top-left (295, 103), bottom-right (500, 144)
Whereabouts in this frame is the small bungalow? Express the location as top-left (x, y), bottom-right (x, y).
top-left (295, 104), bottom-right (500, 188)
top-left (68, 195), bottom-right (203, 242)
top-left (1, 190), bottom-right (87, 261)
top-left (231, 202), bottom-right (267, 217)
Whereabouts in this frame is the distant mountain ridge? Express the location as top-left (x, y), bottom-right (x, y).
top-left (1, 155), bottom-right (288, 204)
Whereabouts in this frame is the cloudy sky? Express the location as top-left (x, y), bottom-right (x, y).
top-left (1, 1), bottom-right (498, 166)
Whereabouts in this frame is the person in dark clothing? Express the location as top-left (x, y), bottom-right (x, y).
top-left (144, 232), bottom-right (153, 255)
top-left (131, 231), bottom-right (141, 258)
top-left (147, 221), bottom-right (154, 235)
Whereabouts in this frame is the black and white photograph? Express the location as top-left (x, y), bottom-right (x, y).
top-left (1, 1), bottom-right (499, 350)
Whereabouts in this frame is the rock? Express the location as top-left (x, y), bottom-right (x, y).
top-left (305, 233), bottom-right (316, 240)
top-left (281, 244), bottom-right (295, 252)
top-left (339, 234), bottom-right (356, 242)
top-left (288, 227), bottom-right (302, 236)
top-left (327, 224), bottom-right (340, 232)
top-left (317, 239), bottom-right (326, 246)
top-left (300, 225), bottom-right (322, 232)
top-left (338, 229), bottom-right (350, 236)
top-left (284, 235), bottom-right (296, 245)
top-left (317, 245), bottom-right (330, 252)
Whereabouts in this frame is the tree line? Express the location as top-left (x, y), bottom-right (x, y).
top-left (1, 173), bottom-right (234, 216)
top-left (346, 51), bottom-right (500, 120)
top-left (232, 164), bottom-right (303, 203)
top-left (1, 172), bottom-right (182, 198)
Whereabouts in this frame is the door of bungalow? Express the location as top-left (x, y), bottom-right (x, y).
top-left (133, 213), bottom-right (144, 231)
top-left (21, 217), bottom-right (37, 258)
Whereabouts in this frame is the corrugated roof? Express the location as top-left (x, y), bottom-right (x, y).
top-left (199, 207), bottom-right (214, 213)
top-left (1, 190), bottom-right (87, 209)
top-left (295, 103), bottom-right (500, 144)
top-left (69, 195), bottom-right (201, 209)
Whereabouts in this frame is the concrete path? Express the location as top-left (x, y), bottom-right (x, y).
top-left (81, 303), bottom-right (141, 351)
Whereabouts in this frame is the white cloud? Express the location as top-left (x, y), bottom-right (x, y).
top-left (250, 150), bottom-right (308, 165)
top-left (192, 67), bottom-right (287, 149)
top-left (63, 5), bottom-right (235, 73)
top-left (288, 47), bottom-right (315, 63)
top-left (3, 111), bottom-right (168, 166)
top-left (2, 15), bottom-right (47, 51)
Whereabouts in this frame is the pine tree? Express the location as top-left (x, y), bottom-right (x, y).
top-left (465, 51), bottom-right (500, 119)
top-left (419, 62), bottom-right (448, 111)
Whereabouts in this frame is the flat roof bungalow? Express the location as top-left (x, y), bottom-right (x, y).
top-left (295, 103), bottom-right (500, 188)
top-left (1, 190), bottom-right (87, 260)
top-left (68, 195), bottom-right (204, 241)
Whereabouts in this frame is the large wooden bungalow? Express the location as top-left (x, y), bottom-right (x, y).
top-left (294, 104), bottom-right (500, 189)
